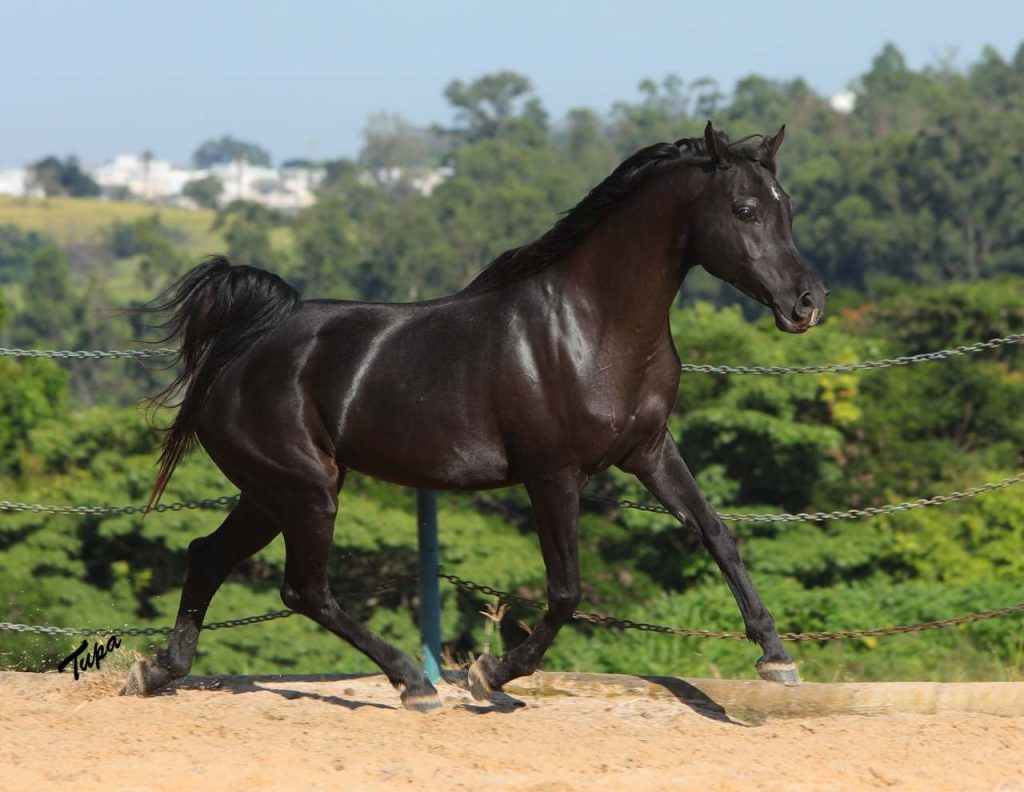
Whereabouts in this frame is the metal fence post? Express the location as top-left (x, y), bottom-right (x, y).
top-left (416, 489), bottom-right (441, 683)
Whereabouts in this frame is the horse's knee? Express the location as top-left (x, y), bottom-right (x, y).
top-left (548, 585), bottom-right (581, 622)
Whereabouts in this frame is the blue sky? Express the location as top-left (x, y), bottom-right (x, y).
top-left (2, 0), bottom-right (1022, 168)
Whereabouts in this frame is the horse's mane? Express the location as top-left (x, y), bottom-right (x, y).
top-left (461, 132), bottom-right (774, 295)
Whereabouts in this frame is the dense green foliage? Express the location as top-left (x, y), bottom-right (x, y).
top-left (181, 175), bottom-right (224, 209)
top-left (2, 43), bottom-right (1023, 683)
top-left (0, 225), bottom-right (49, 285)
top-left (192, 135), bottom-right (272, 168)
top-left (28, 155), bottom-right (101, 198)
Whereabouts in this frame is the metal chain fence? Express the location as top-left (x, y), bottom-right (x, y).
top-left (0, 347), bottom-right (178, 360)
top-left (3, 331), bottom-right (1021, 373)
top-left (677, 332), bottom-right (1024, 375)
top-left (8, 471), bottom-right (1021, 523)
top-left (582, 471), bottom-right (1024, 523)
top-left (0, 495), bottom-right (239, 516)
top-left (0, 575), bottom-right (417, 637)
top-left (7, 571), bottom-right (1021, 643)
top-left (2, 334), bottom-right (1024, 648)
top-left (439, 572), bottom-right (1024, 641)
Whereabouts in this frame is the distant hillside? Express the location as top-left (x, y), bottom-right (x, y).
top-left (0, 195), bottom-right (221, 254)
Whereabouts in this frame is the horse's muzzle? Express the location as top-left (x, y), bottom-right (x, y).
top-left (774, 288), bottom-right (827, 334)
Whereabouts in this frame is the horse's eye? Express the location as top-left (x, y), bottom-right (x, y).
top-left (734, 205), bottom-right (756, 222)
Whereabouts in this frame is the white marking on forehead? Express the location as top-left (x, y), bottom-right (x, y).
top-left (754, 166), bottom-right (785, 203)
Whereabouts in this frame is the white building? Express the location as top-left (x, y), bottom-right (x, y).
top-left (358, 165), bottom-right (454, 196)
top-left (90, 154), bottom-right (206, 201)
top-left (208, 161), bottom-right (323, 210)
top-left (0, 168), bottom-right (44, 198)
top-left (9, 154), bottom-right (446, 211)
top-left (88, 155), bottom-right (325, 211)
top-left (830, 90), bottom-right (857, 114)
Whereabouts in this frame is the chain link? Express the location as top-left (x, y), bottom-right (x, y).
top-left (3, 332), bottom-right (1021, 373)
top-left (4, 472), bottom-right (1023, 522)
top-left (440, 571), bottom-right (1024, 641)
top-left (679, 332), bottom-right (1024, 375)
top-left (5, 571), bottom-right (1023, 644)
top-left (582, 472), bottom-right (1024, 523)
top-left (0, 575), bottom-right (417, 638)
top-left (0, 347), bottom-right (177, 360)
top-left (0, 495), bottom-right (239, 516)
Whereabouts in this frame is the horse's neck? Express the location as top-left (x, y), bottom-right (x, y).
top-left (546, 164), bottom-right (702, 345)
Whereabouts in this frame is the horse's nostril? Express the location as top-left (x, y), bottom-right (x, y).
top-left (792, 291), bottom-right (815, 322)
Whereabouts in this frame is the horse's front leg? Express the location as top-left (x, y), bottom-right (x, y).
top-left (466, 469), bottom-right (581, 700)
top-left (622, 428), bottom-right (800, 685)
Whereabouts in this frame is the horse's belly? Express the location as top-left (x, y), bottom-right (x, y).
top-left (335, 408), bottom-right (512, 491)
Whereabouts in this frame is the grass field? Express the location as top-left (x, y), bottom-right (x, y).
top-left (0, 195), bottom-right (296, 301)
top-left (0, 195), bottom-right (223, 254)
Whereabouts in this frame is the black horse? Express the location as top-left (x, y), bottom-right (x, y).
top-left (124, 122), bottom-right (828, 710)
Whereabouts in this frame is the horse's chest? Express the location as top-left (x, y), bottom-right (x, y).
top-left (571, 382), bottom-right (671, 468)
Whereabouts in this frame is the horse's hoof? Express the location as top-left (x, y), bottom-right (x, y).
top-left (467, 654), bottom-right (500, 702)
top-left (440, 668), bottom-right (470, 690)
top-left (400, 690), bottom-right (442, 713)
top-left (121, 658), bottom-right (173, 696)
top-left (757, 660), bottom-right (802, 686)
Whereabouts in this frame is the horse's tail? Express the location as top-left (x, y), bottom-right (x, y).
top-left (143, 255), bottom-right (300, 511)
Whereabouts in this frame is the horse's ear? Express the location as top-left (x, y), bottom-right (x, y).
top-left (704, 120), bottom-right (732, 168)
top-left (763, 124), bottom-right (786, 160)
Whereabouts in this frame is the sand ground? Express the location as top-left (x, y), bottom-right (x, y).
top-left (1, 670), bottom-right (1023, 791)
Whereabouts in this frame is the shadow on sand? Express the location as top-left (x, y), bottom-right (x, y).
top-left (640, 675), bottom-right (751, 726)
top-left (156, 671), bottom-right (748, 722)
top-left (169, 673), bottom-right (396, 711)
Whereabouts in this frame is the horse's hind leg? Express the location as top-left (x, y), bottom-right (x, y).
top-left (123, 497), bottom-right (280, 695)
top-left (276, 480), bottom-right (441, 713)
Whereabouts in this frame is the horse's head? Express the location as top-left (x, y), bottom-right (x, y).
top-left (689, 122), bottom-right (828, 334)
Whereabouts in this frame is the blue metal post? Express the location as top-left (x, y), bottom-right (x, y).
top-left (416, 489), bottom-right (441, 683)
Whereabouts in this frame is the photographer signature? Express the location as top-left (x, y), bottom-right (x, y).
top-left (58, 635), bottom-right (122, 680)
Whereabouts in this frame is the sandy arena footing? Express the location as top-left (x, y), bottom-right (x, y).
top-left (1, 670), bottom-right (1023, 791)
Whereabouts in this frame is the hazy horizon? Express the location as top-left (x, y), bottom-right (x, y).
top-left (2, 0), bottom-right (1022, 169)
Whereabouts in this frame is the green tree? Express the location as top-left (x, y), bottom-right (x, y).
top-left (0, 225), bottom-right (50, 284)
top-left (212, 201), bottom-right (287, 271)
top-left (28, 156), bottom-right (101, 198)
top-left (0, 294), bottom-right (68, 475)
top-left (107, 214), bottom-right (186, 291)
top-left (428, 130), bottom-right (576, 288)
top-left (182, 175), bottom-right (224, 209)
top-left (443, 71), bottom-right (545, 142)
top-left (291, 194), bottom-right (359, 298)
top-left (358, 112), bottom-right (435, 190)
top-left (609, 74), bottom-right (696, 153)
top-left (14, 243), bottom-right (75, 346)
top-left (192, 135), bottom-right (272, 168)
